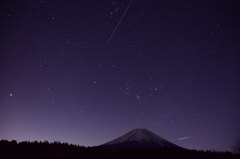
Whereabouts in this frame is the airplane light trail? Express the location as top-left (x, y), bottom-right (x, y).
top-left (107, 0), bottom-right (133, 44)
top-left (178, 136), bottom-right (193, 140)
top-left (160, 108), bottom-right (181, 118)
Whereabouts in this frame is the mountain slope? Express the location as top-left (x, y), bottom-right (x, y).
top-left (99, 128), bottom-right (182, 149)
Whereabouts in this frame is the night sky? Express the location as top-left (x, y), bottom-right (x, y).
top-left (1, 0), bottom-right (240, 151)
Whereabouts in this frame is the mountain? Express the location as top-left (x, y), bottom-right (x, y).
top-left (99, 128), bottom-right (182, 149)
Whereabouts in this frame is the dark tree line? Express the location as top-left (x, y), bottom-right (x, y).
top-left (0, 140), bottom-right (239, 159)
top-left (231, 136), bottom-right (240, 154)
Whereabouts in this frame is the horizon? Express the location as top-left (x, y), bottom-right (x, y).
top-left (0, 127), bottom-right (237, 151)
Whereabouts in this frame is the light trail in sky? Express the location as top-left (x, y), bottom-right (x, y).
top-left (107, 0), bottom-right (133, 44)
top-left (178, 136), bottom-right (193, 140)
top-left (160, 108), bottom-right (181, 118)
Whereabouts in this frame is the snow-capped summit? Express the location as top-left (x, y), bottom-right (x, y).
top-left (99, 128), bottom-right (182, 149)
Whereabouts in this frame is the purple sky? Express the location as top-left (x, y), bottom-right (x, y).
top-left (1, 0), bottom-right (239, 151)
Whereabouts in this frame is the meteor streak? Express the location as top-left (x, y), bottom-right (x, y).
top-left (178, 136), bottom-right (193, 140)
top-left (160, 108), bottom-right (181, 118)
top-left (107, 0), bottom-right (133, 44)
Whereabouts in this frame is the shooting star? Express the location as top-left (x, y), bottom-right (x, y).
top-left (107, 0), bottom-right (133, 44)
top-left (160, 108), bottom-right (181, 118)
top-left (135, 94), bottom-right (140, 99)
top-left (178, 136), bottom-right (193, 140)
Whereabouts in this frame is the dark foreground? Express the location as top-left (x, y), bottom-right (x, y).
top-left (0, 140), bottom-right (239, 159)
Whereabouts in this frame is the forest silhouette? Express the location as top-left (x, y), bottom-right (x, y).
top-left (0, 140), bottom-right (239, 159)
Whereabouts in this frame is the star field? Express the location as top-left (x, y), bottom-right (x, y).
top-left (0, 0), bottom-right (240, 151)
